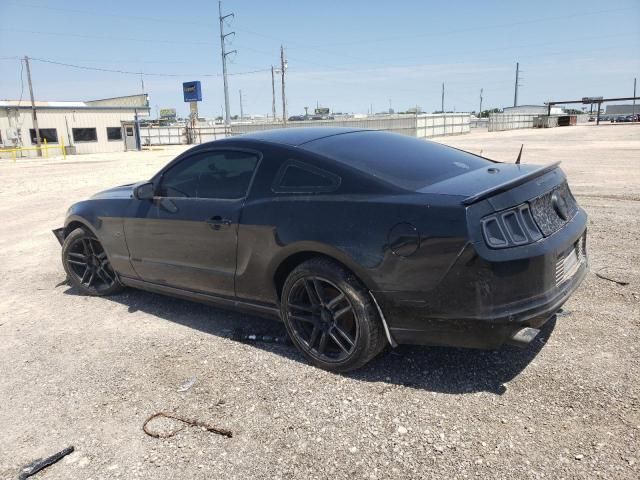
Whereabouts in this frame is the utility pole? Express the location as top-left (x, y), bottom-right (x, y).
top-left (633, 77), bottom-right (637, 121)
top-left (271, 65), bottom-right (277, 121)
top-left (24, 56), bottom-right (41, 156)
top-left (218, 1), bottom-right (236, 126)
top-left (280, 45), bottom-right (287, 125)
top-left (239, 90), bottom-right (243, 120)
top-left (479, 88), bottom-right (483, 118)
top-left (513, 62), bottom-right (520, 107)
top-left (441, 82), bottom-right (445, 113)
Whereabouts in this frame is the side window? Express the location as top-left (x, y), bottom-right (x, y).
top-left (273, 160), bottom-right (341, 193)
top-left (158, 150), bottom-right (259, 199)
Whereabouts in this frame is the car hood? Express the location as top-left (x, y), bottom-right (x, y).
top-left (90, 183), bottom-right (136, 200)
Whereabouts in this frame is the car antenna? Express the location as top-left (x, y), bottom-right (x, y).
top-left (515, 144), bottom-right (524, 164)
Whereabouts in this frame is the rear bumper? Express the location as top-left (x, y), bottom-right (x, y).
top-left (386, 261), bottom-right (587, 348)
top-left (376, 223), bottom-right (588, 349)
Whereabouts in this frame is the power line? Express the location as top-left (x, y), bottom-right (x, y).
top-left (282, 6), bottom-right (637, 50)
top-left (4, 0), bottom-right (216, 28)
top-left (9, 0), bottom-right (633, 49)
top-left (282, 31), bottom-right (637, 75)
top-left (284, 43), bottom-right (637, 79)
top-left (0, 28), bottom-right (214, 46)
top-left (28, 57), bottom-right (270, 78)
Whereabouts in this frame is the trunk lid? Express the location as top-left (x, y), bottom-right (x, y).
top-left (418, 162), bottom-right (561, 205)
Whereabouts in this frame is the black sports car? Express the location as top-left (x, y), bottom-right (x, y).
top-left (54, 128), bottom-right (588, 371)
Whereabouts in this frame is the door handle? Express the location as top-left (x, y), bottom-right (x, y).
top-left (207, 216), bottom-right (232, 230)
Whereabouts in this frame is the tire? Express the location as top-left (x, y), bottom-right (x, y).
top-left (280, 258), bottom-right (387, 372)
top-left (61, 227), bottom-right (124, 296)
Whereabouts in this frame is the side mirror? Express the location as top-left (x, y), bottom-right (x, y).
top-left (133, 182), bottom-right (154, 200)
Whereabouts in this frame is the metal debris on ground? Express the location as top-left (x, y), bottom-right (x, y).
top-left (231, 329), bottom-right (292, 345)
top-left (143, 412), bottom-right (232, 439)
top-left (595, 268), bottom-right (630, 286)
top-left (18, 446), bottom-right (74, 479)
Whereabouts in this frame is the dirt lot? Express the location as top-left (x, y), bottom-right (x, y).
top-left (1, 124), bottom-right (638, 479)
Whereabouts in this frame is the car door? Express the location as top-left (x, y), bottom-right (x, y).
top-left (123, 148), bottom-right (260, 297)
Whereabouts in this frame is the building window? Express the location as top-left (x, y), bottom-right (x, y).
top-left (72, 128), bottom-right (98, 142)
top-left (107, 127), bottom-right (122, 141)
top-left (30, 128), bottom-right (58, 144)
top-left (125, 126), bottom-right (134, 136)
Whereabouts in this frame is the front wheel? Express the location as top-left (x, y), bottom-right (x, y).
top-left (281, 258), bottom-right (386, 372)
top-left (61, 227), bottom-right (123, 296)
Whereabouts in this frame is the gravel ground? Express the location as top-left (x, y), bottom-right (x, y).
top-left (1, 124), bottom-right (638, 479)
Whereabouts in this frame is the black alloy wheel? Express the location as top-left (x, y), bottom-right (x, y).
top-left (287, 276), bottom-right (358, 362)
top-left (62, 227), bottom-right (123, 296)
top-left (281, 258), bottom-right (386, 372)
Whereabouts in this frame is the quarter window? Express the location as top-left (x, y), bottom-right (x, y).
top-left (72, 128), bottom-right (98, 142)
top-left (273, 160), bottom-right (340, 193)
top-left (107, 127), bottom-right (122, 141)
top-left (30, 128), bottom-right (58, 144)
top-left (158, 150), bottom-right (259, 199)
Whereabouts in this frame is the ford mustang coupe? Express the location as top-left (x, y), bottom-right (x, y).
top-left (54, 128), bottom-right (588, 371)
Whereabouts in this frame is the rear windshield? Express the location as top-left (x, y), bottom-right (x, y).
top-left (301, 130), bottom-right (491, 190)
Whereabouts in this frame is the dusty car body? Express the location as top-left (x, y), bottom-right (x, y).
top-left (54, 128), bottom-right (588, 371)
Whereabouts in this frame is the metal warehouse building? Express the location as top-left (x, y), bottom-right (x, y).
top-left (0, 94), bottom-right (150, 158)
top-left (605, 104), bottom-right (638, 115)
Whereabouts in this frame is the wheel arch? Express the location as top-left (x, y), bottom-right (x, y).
top-left (64, 215), bottom-right (98, 239)
top-left (272, 246), bottom-right (377, 301)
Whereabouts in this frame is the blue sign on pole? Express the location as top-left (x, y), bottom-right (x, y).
top-left (183, 81), bottom-right (202, 102)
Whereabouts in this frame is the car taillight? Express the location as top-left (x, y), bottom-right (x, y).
top-left (481, 203), bottom-right (543, 249)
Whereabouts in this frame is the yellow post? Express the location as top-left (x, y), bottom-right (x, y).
top-left (43, 138), bottom-right (48, 158)
top-left (60, 136), bottom-right (66, 160)
top-left (12, 149), bottom-right (17, 162)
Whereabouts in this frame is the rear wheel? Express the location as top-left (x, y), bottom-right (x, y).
top-left (62, 227), bottom-right (123, 296)
top-left (281, 258), bottom-right (386, 372)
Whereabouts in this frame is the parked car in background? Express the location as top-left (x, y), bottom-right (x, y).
top-left (54, 128), bottom-right (588, 372)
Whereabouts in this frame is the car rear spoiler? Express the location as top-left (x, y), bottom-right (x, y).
top-left (462, 161), bottom-right (561, 205)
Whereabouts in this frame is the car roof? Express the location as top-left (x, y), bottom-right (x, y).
top-left (236, 127), bottom-right (366, 146)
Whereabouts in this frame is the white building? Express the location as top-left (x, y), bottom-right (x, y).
top-left (503, 105), bottom-right (564, 115)
top-left (0, 94), bottom-right (150, 158)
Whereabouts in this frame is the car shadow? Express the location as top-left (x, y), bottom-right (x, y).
top-left (61, 284), bottom-right (554, 395)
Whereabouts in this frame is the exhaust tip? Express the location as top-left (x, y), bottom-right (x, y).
top-left (507, 327), bottom-right (540, 348)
